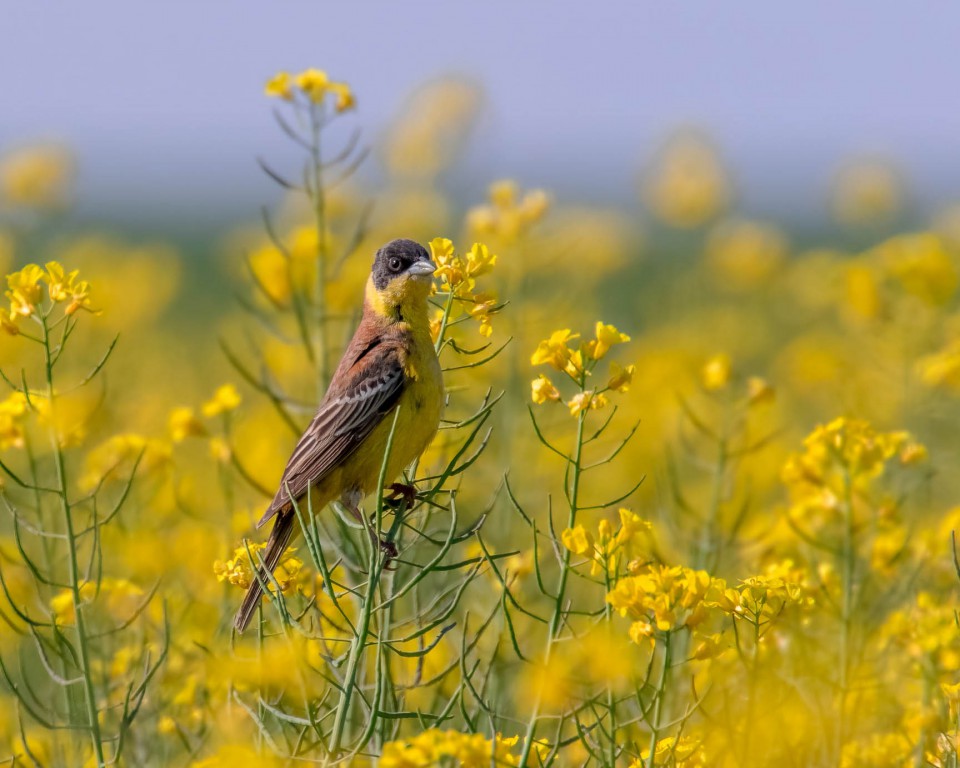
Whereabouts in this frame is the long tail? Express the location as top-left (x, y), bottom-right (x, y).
top-left (233, 512), bottom-right (296, 633)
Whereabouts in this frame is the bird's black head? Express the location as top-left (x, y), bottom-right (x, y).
top-left (371, 239), bottom-right (435, 290)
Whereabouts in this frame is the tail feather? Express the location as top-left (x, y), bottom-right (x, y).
top-left (233, 512), bottom-right (296, 633)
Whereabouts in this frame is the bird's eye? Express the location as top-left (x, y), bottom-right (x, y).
top-left (388, 257), bottom-right (402, 272)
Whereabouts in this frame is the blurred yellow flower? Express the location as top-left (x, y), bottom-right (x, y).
top-left (567, 390), bottom-right (607, 416)
top-left (701, 353), bottom-right (731, 391)
top-left (636, 735), bottom-right (706, 767)
top-left (6, 263), bottom-right (45, 319)
top-left (79, 433), bottom-right (172, 492)
top-left (213, 543), bottom-right (303, 594)
top-left (530, 374), bottom-right (560, 404)
top-left (380, 728), bottom-right (526, 768)
top-left (202, 384), bottom-right (241, 418)
top-left (168, 406), bottom-right (206, 442)
top-left (561, 524), bottom-right (594, 556)
top-left (280, 68), bottom-right (355, 112)
top-left (295, 68), bottom-right (329, 99)
top-left (0, 392), bottom-right (28, 450)
top-left (467, 179), bottom-right (549, 243)
top-left (606, 361), bottom-right (636, 392)
top-left (746, 375), bottom-right (775, 405)
top-left (0, 143), bottom-right (74, 210)
top-left (585, 321), bottom-right (630, 360)
top-left (264, 71), bottom-right (293, 100)
top-left (832, 158), bottom-right (902, 227)
top-left (531, 329), bottom-right (579, 370)
top-left (705, 218), bottom-right (787, 290)
top-left (42, 260), bottom-right (93, 315)
top-left (644, 130), bottom-right (729, 228)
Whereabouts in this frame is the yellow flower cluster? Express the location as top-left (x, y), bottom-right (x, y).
top-left (831, 159), bottom-right (903, 227)
top-left (0, 391), bottom-right (28, 450)
top-left (379, 728), bottom-right (535, 768)
top-left (708, 560), bottom-right (814, 626)
top-left (3, 261), bottom-right (93, 333)
top-left (264, 68), bottom-right (355, 112)
top-left (428, 238), bottom-right (499, 338)
top-left (79, 433), bottom-right (172, 492)
top-left (213, 543), bottom-right (303, 595)
top-left (50, 577), bottom-right (145, 624)
top-left (0, 144), bottom-right (74, 210)
top-left (845, 232), bottom-right (957, 321)
top-left (530, 322), bottom-right (634, 415)
top-left (700, 353), bottom-right (775, 406)
top-left (561, 508), bottom-right (651, 576)
top-left (644, 131), bottom-right (729, 228)
top-left (919, 338), bottom-right (960, 391)
top-left (466, 179), bottom-right (549, 243)
top-left (634, 735), bottom-right (706, 768)
top-left (606, 564), bottom-right (720, 643)
top-left (882, 592), bottom-right (960, 674)
top-left (781, 418), bottom-right (926, 531)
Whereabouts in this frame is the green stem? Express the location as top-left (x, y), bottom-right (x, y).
top-left (518, 408), bottom-right (587, 766)
top-left (309, 104), bottom-right (330, 397)
top-left (42, 313), bottom-right (105, 766)
top-left (696, 434), bottom-right (727, 572)
top-left (326, 409), bottom-right (401, 759)
top-left (836, 466), bottom-right (856, 759)
top-left (647, 632), bottom-right (673, 768)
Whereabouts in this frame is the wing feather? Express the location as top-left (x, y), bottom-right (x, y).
top-left (258, 344), bottom-right (405, 526)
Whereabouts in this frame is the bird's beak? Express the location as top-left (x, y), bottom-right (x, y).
top-left (407, 260), bottom-right (437, 277)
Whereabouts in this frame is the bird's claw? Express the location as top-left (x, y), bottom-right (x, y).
top-left (379, 537), bottom-right (399, 568)
top-left (384, 482), bottom-right (418, 512)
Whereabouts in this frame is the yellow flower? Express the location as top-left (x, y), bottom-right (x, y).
top-left (746, 376), bottom-right (775, 405)
top-left (531, 329), bottom-right (579, 370)
top-left (466, 180), bottom-right (550, 243)
top-left (638, 735), bottom-right (706, 767)
top-left (566, 390), bottom-right (607, 416)
top-left (264, 71), bottom-right (293, 100)
top-left (6, 264), bottom-right (45, 318)
top-left (41, 261), bottom-right (93, 316)
top-left (615, 508), bottom-right (651, 547)
top-left (0, 392), bottom-right (28, 450)
top-left (380, 728), bottom-right (526, 768)
top-left (561, 525), bottom-right (594, 556)
top-left (607, 362), bottom-right (636, 393)
top-left (79, 433), bottom-right (172, 492)
top-left (585, 321), bottom-right (630, 360)
top-left (832, 159), bottom-right (902, 226)
top-left (0, 144), bottom-right (74, 209)
top-left (701, 353), bottom-right (731, 390)
top-left (328, 81), bottom-right (355, 112)
top-left (607, 564), bottom-right (721, 634)
top-left (213, 543), bottom-right (303, 594)
top-left (644, 130), bottom-right (729, 228)
top-left (157, 716), bottom-right (177, 736)
top-left (202, 384), bottom-right (241, 418)
top-left (209, 436), bottom-right (231, 463)
top-left (168, 407), bottom-right (206, 442)
top-left (464, 242), bottom-right (497, 277)
top-left (531, 374), bottom-right (560, 404)
top-left (295, 68), bottom-right (329, 102)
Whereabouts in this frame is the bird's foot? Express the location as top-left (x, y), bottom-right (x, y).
top-left (384, 482), bottom-right (418, 512)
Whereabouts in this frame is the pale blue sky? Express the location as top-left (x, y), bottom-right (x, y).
top-left (3, 2), bottom-right (959, 224)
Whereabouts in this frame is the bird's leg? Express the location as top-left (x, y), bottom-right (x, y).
top-left (343, 492), bottom-right (398, 565)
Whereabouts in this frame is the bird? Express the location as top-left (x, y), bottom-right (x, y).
top-left (233, 238), bottom-right (444, 633)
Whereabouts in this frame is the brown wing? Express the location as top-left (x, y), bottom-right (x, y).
top-left (257, 342), bottom-right (406, 526)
